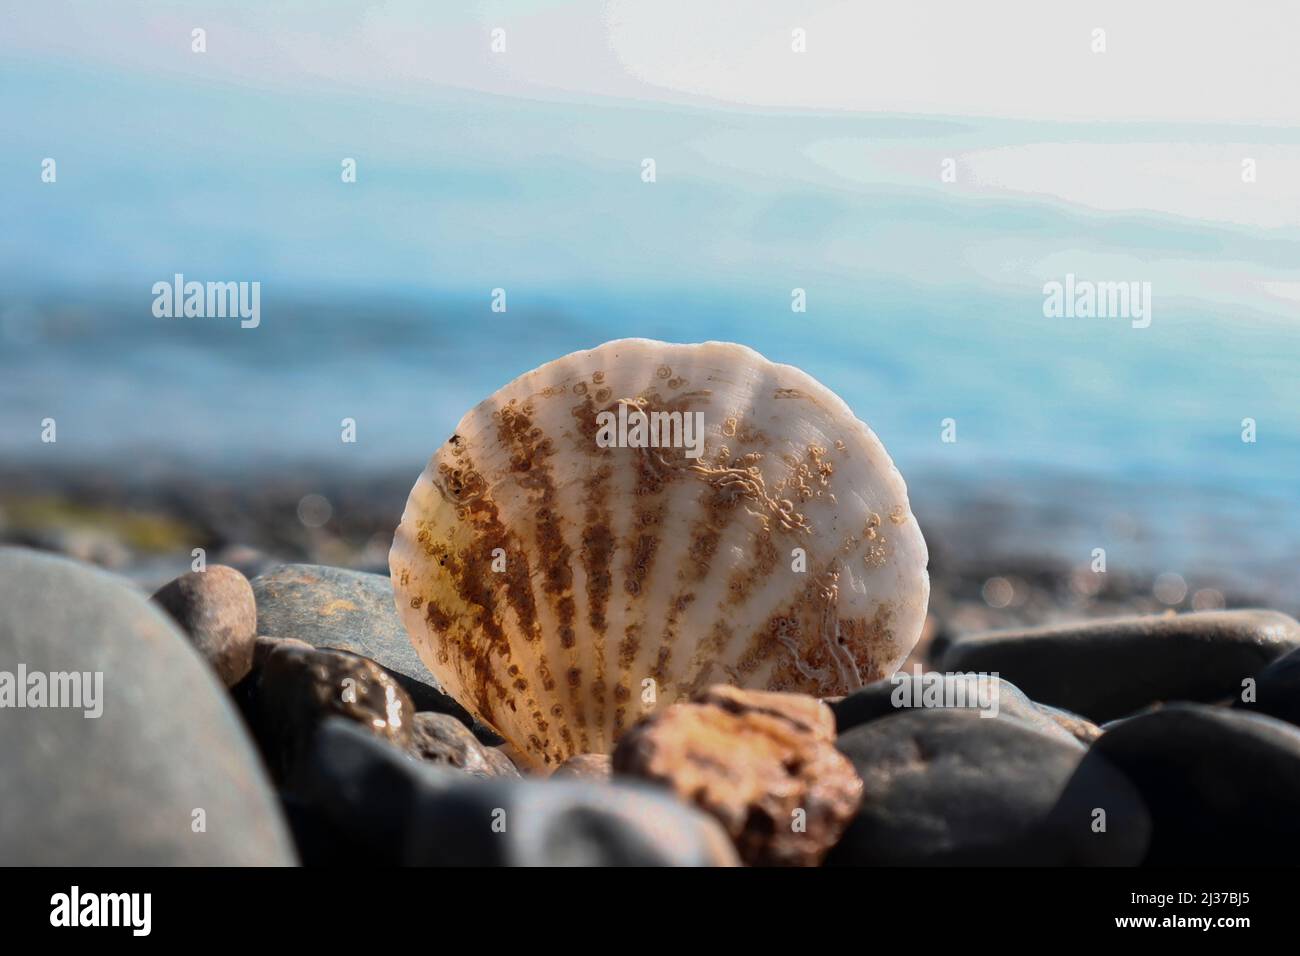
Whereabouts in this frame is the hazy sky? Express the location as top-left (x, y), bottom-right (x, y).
top-left (3, 2), bottom-right (1297, 308)
top-left (5, 1), bottom-right (1299, 122)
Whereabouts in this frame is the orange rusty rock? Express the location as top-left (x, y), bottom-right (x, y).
top-left (612, 684), bottom-right (862, 866)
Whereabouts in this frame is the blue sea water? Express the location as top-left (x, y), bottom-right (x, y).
top-left (1, 60), bottom-right (1297, 598)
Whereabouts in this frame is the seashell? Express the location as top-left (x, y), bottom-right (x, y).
top-left (390, 339), bottom-right (929, 768)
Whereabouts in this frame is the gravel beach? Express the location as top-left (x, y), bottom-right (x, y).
top-left (3, 465), bottom-right (1298, 867)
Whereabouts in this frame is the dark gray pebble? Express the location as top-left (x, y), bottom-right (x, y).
top-left (1090, 703), bottom-right (1300, 865)
top-left (1235, 644), bottom-right (1300, 728)
top-left (300, 718), bottom-right (737, 866)
top-left (939, 610), bottom-right (1300, 722)
top-left (827, 708), bottom-right (1150, 866)
top-left (1035, 703), bottom-right (1104, 745)
top-left (830, 671), bottom-right (1082, 747)
top-left (0, 547), bottom-right (295, 865)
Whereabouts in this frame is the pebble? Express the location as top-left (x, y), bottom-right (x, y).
top-left (1036, 703), bottom-right (1104, 745)
top-left (1235, 644), bottom-right (1300, 728)
top-left (613, 685), bottom-right (862, 866)
top-left (251, 563), bottom-right (490, 736)
top-left (254, 642), bottom-right (415, 786)
top-left (300, 718), bottom-right (737, 866)
top-left (551, 753), bottom-right (613, 780)
top-left (151, 565), bottom-right (258, 686)
top-left (828, 708), bottom-right (1150, 865)
top-left (938, 610), bottom-right (1300, 722)
top-left (830, 671), bottom-right (1082, 747)
top-left (409, 712), bottom-right (519, 778)
top-left (1090, 703), bottom-right (1300, 864)
top-left (0, 546), bottom-right (295, 865)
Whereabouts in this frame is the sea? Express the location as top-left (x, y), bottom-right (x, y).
top-left (2, 61), bottom-right (1297, 601)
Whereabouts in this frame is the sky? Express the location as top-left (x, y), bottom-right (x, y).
top-left (2, 1), bottom-right (1297, 311)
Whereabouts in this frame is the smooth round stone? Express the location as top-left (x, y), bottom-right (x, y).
top-left (251, 563), bottom-right (494, 739)
top-left (938, 610), bottom-right (1300, 722)
top-left (301, 718), bottom-right (737, 866)
top-left (830, 671), bottom-right (1082, 748)
top-left (0, 547), bottom-right (295, 865)
top-left (1235, 645), bottom-right (1300, 728)
top-left (151, 565), bottom-right (257, 686)
top-left (1091, 703), bottom-right (1300, 865)
top-left (827, 708), bottom-right (1150, 866)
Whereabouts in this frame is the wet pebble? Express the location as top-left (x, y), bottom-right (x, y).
top-left (253, 642), bottom-right (414, 786)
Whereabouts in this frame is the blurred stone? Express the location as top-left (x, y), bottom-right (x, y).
top-left (151, 564), bottom-right (257, 686)
top-left (211, 544), bottom-right (276, 581)
top-left (830, 670), bottom-right (1082, 747)
top-left (551, 753), bottom-right (612, 780)
top-left (1236, 644), bottom-right (1300, 728)
top-left (613, 685), bottom-right (861, 866)
top-left (829, 708), bottom-right (1149, 866)
top-left (939, 610), bottom-right (1300, 722)
top-left (301, 718), bottom-right (736, 866)
top-left (0, 547), bottom-right (295, 865)
top-left (1091, 704), bottom-right (1300, 865)
top-left (17, 526), bottom-right (131, 569)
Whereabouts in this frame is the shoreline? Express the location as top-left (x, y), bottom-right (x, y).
top-left (3, 461), bottom-right (1292, 650)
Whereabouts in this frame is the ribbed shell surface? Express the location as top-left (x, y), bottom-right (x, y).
top-left (391, 339), bottom-right (929, 768)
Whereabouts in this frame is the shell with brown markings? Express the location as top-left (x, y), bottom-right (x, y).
top-left (390, 339), bottom-right (929, 768)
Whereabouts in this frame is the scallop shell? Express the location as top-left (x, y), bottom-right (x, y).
top-left (391, 339), bottom-right (929, 768)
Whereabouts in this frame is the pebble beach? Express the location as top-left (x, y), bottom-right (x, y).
top-left (3, 461), bottom-right (1299, 867)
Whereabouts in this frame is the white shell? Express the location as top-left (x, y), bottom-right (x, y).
top-left (391, 339), bottom-right (929, 768)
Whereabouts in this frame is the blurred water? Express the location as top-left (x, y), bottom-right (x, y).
top-left (1, 61), bottom-right (1297, 598)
